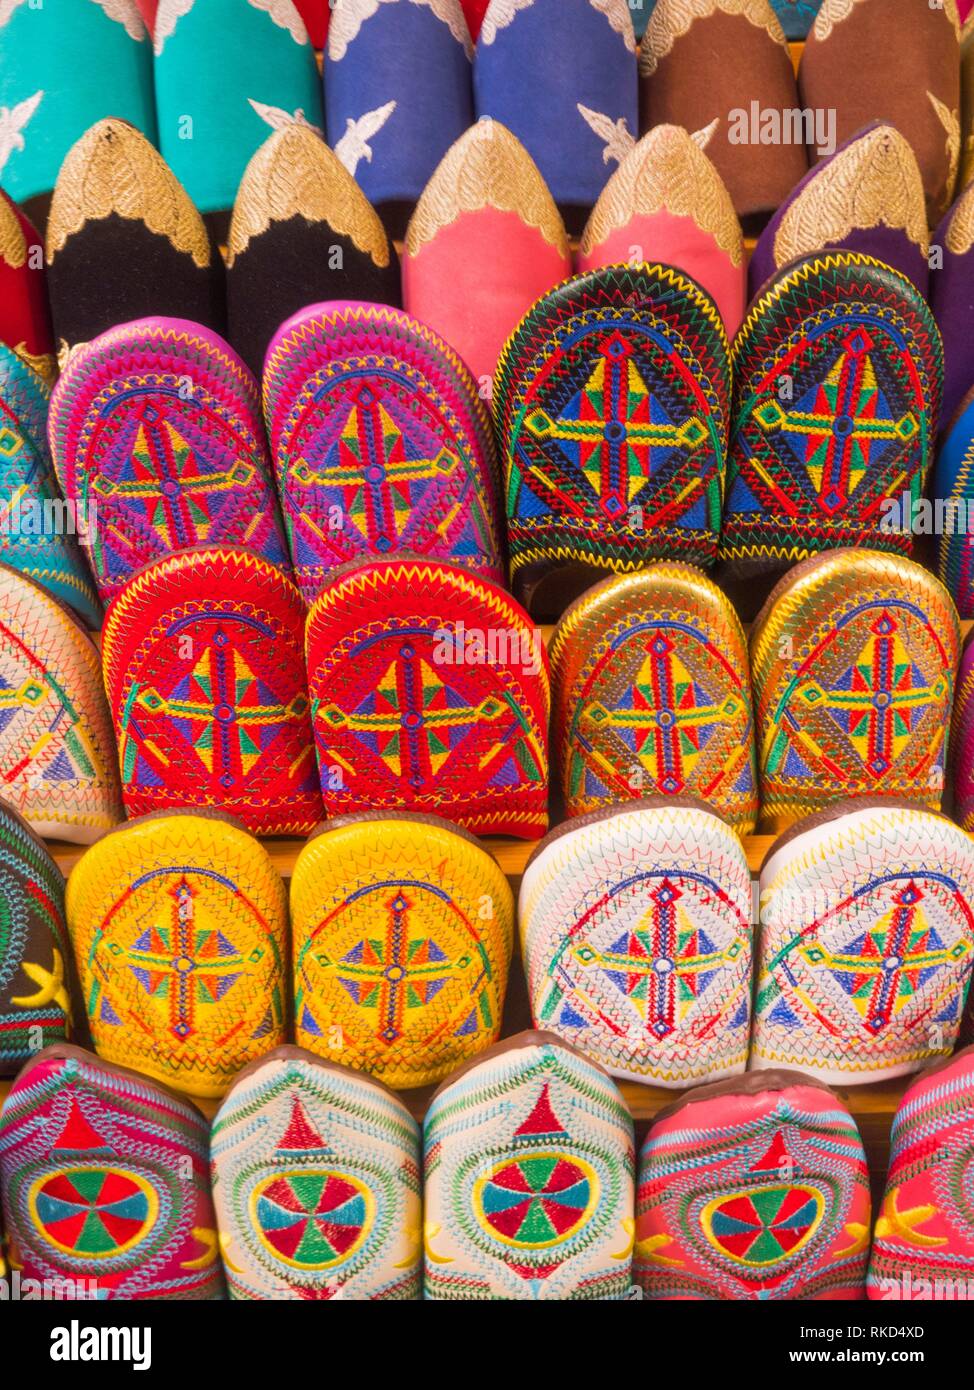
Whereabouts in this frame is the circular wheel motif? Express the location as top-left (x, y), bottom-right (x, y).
top-left (701, 1184), bottom-right (825, 1267)
top-left (29, 1166), bottom-right (158, 1260)
top-left (250, 1168), bottom-right (374, 1270)
top-left (473, 1151), bottom-right (599, 1249)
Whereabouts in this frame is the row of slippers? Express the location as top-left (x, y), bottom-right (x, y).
top-left (7, 247), bottom-right (974, 635)
top-left (6, 105), bottom-right (967, 384)
top-left (7, 111), bottom-right (974, 615)
top-left (2, 795), bottom-right (974, 1096)
top-left (1, 1035), bottom-right (972, 1299)
top-left (1, 532), bottom-right (973, 841)
top-left (0, 0), bottom-right (964, 241)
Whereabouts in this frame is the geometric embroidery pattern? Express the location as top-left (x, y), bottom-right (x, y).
top-left (495, 265), bottom-right (730, 606)
top-left (521, 803), bottom-right (753, 1087)
top-left (635, 1082), bottom-right (872, 1300)
top-left (291, 814), bottom-right (514, 1089)
top-left (756, 804), bottom-right (974, 1083)
top-left (0, 1049), bottom-right (224, 1299)
top-left (102, 547), bottom-right (322, 835)
top-left (305, 557), bottom-right (549, 838)
top-left (0, 345), bottom-right (100, 627)
top-left (550, 564), bottom-right (757, 831)
top-left (751, 549), bottom-right (960, 827)
top-left (0, 566), bottom-right (121, 843)
top-left (49, 319), bottom-right (290, 606)
top-left (66, 812), bottom-right (289, 1098)
top-left (263, 304), bottom-right (504, 606)
top-left (210, 1050), bottom-right (422, 1300)
top-left (720, 254), bottom-right (943, 576)
top-left (424, 1037), bottom-right (635, 1300)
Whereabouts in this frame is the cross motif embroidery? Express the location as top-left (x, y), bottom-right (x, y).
top-left (321, 886), bottom-right (463, 1045)
top-left (570, 878), bottom-right (745, 1038)
top-left (523, 332), bottom-right (707, 521)
top-left (92, 404), bottom-right (256, 546)
top-left (291, 383), bottom-right (466, 552)
top-left (796, 611), bottom-right (944, 777)
top-left (797, 881), bottom-right (972, 1036)
top-left (579, 631), bottom-right (741, 795)
top-left (123, 877), bottom-right (248, 1042)
top-left (753, 327), bottom-right (919, 516)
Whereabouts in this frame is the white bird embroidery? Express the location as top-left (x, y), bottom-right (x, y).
top-left (334, 101), bottom-right (397, 176)
top-left (249, 0), bottom-right (309, 44)
top-left (91, 0), bottom-right (147, 41)
top-left (0, 91), bottom-right (42, 177)
top-left (153, 0), bottom-right (194, 55)
top-left (577, 104), bottom-right (635, 165)
top-left (480, 0), bottom-right (533, 45)
top-left (691, 117), bottom-right (720, 151)
top-left (248, 98), bottom-right (324, 136)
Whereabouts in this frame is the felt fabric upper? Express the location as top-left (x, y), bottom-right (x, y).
top-left (153, 0), bottom-right (323, 229)
top-left (325, 0), bottom-right (474, 239)
top-left (0, 0), bottom-right (156, 229)
top-left (475, 0), bottom-right (638, 233)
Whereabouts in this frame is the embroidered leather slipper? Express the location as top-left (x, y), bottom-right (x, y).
top-left (949, 629), bottom-right (974, 831)
top-left (226, 124), bottom-right (400, 379)
top-left (0, 800), bottom-right (73, 1076)
top-left (325, 0), bottom-right (474, 240)
top-left (45, 121), bottom-right (224, 359)
top-left (66, 811), bottom-right (289, 1099)
top-left (635, 1071), bottom-right (871, 1299)
top-left (0, 190), bottom-right (54, 385)
top-left (549, 566), bottom-right (757, 831)
top-left (403, 120), bottom-right (572, 388)
top-left (210, 1046), bottom-right (422, 1299)
top-left (305, 555), bottom-right (549, 838)
top-left (496, 264), bottom-right (730, 619)
top-left (750, 549), bottom-right (960, 830)
top-left (474, 0), bottom-right (638, 235)
top-left (519, 800), bottom-right (752, 1087)
top-left (933, 382), bottom-right (974, 618)
top-left (577, 125), bottom-right (746, 339)
top-left (754, 800), bottom-right (974, 1085)
top-left (0, 346), bottom-right (101, 629)
top-left (153, 0), bottom-right (323, 238)
top-left (423, 1031), bottom-right (635, 1299)
top-left (749, 124), bottom-right (931, 300)
top-left (263, 301), bottom-right (503, 605)
top-left (102, 546), bottom-right (322, 835)
top-left (291, 812), bottom-right (514, 1089)
top-left (0, 1044), bottom-right (224, 1299)
top-left (720, 254), bottom-right (943, 588)
top-left (48, 317), bottom-right (289, 607)
top-left (0, 565), bottom-right (121, 843)
top-left (931, 182), bottom-right (974, 434)
top-left (638, 0), bottom-right (807, 230)
top-left (868, 1045), bottom-right (974, 1300)
top-left (0, 0), bottom-right (156, 232)
top-left (799, 0), bottom-right (961, 226)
